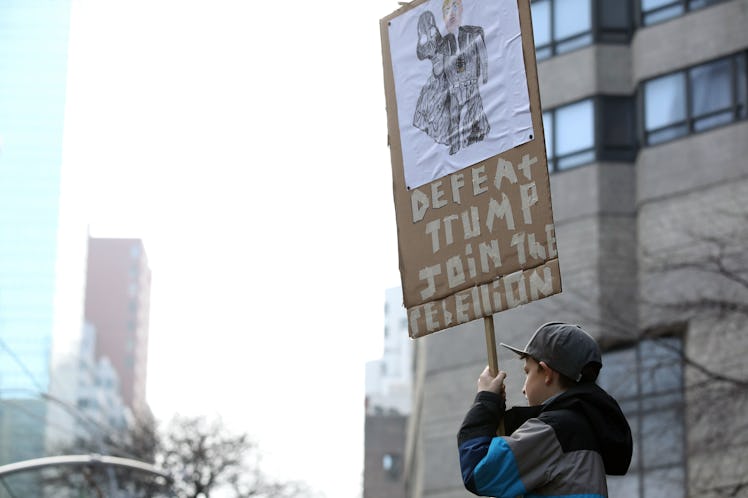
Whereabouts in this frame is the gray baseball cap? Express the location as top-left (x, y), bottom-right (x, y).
top-left (500, 322), bottom-right (602, 382)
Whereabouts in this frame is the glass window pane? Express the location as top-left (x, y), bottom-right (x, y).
top-left (693, 111), bottom-right (733, 131)
top-left (643, 467), bottom-right (686, 498)
top-left (599, 0), bottom-right (632, 30)
top-left (532, 0), bottom-right (551, 48)
top-left (648, 124), bottom-right (688, 145)
top-left (608, 473), bottom-right (641, 498)
top-left (600, 340), bottom-right (686, 498)
top-left (641, 391), bottom-right (683, 411)
top-left (639, 338), bottom-right (683, 394)
top-left (602, 97), bottom-right (635, 148)
top-left (643, 4), bottom-right (685, 25)
top-left (644, 73), bottom-right (686, 131)
top-left (542, 111), bottom-right (553, 160)
top-left (556, 99), bottom-right (594, 156)
top-left (628, 413), bottom-right (641, 469)
top-left (690, 58), bottom-right (732, 117)
top-left (557, 150), bottom-right (595, 169)
top-left (554, 0), bottom-right (591, 40)
top-left (599, 348), bottom-right (639, 399)
top-left (738, 54), bottom-right (748, 119)
top-left (536, 47), bottom-right (552, 61)
top-left (641, 409), bottom-right (684, 467)
top-left (556, 34), bottom-right (594, 55)
top-left (641, 0), bottom-right (675, 9)
top-left (689, 0), bottom-right (723, 9)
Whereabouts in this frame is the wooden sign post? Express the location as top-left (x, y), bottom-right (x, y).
top-left (484, 315), bottom-right (505, 435)
top-left (484, 316), bottom-right (498, 376)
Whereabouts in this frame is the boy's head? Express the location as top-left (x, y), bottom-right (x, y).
top-left (501, 322), bottom-right (602, 398)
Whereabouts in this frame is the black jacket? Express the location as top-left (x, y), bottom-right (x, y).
top-left (458, 383), bottom-right (633, 497)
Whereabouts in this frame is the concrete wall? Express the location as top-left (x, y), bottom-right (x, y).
top-left (632, 0), bottom-right (748, 81)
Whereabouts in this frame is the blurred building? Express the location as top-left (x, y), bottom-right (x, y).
top-left (0, 7), bottom-right (151, 495)
top-left (364, 287), bottom-right (412, 498)
top-left (74, 322), bottom-right (130, 440)
top-left (402, 1), bottom-right (748, 497)
top-left (364, 413), bottom-right (408, 498)
top-left (0, 1), bottom-right (84, 492)
top-left (365, 287), bottom-right (412, 416)
top-left (84, 237), bottom-right (152, 420)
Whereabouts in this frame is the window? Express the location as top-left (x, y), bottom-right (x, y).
top-left (598, 0), bottom-right (635, 43)
top-left (382, 453), bottom-right (402, 480)
top-left (533, 0), bottom-right (592, 60)
top-left (643, 73), bottom-right (687, 144)
top-left (544, 99), bottom-right (596, 172)
top-left (598, 337), bottom-right (686, 498)
top-left (532, 0), bottom-right (552, 59)
top-left (532, 0), bottom-right (632, 60)
top-left (600, 96), bottom-right (638, 161)
top-left (691, 58), bottom-right (736, 131)
top-left (640, 0), bottom-right (728, 26)
top-left (544, 96), bottom-right (637, 173)
top-left (643, 52), bottom-right (748, 146)
top-left (640, 0), bottom-right (684, 25)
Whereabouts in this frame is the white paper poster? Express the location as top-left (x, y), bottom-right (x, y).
top-left (388, 0), bottom-right (534, 190)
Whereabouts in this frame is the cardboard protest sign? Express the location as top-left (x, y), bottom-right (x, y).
top-left (380, 0), bottom-right (561, 338)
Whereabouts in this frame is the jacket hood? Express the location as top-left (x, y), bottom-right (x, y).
top-left (545, 383), bottom-right (633, 475)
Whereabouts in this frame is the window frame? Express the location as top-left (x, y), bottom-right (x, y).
top-left (533, 0), bottom-right (595, 60)
top-left (532, 0), bottom-right (634, 61)
top-left (544, 95), bottom-right (637, 173)
top-left (599, 334), bottom-right (688, 498)
top-left (637, 0), bottom-right (730, 27)
top-left (641, 52), bottom-right (748, 147)
top-left (544, 97), bottom-right (597, 173)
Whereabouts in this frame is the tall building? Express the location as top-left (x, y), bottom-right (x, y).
top-left (402, 1), bottom-right (748, 497)
top-left (0, 0), bottom-right (86, 487)
top-left (84, 237), bottom-right (152, 419)
top-left (364, 287), bottom-right (412, 498)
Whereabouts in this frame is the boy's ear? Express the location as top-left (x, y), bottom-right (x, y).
top-left (538, 361), bottom-right (555, 385)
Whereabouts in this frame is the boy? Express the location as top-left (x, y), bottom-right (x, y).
top-left (457, 322), bottom-right (633, 497)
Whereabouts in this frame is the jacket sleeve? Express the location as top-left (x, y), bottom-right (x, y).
top-left (457, 391), bottom-right (516, 496)
top-left (458, 398), bottom-right (561, 497)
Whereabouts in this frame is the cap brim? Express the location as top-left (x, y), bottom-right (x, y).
top-left (500, 342), bottom-right (529, 357)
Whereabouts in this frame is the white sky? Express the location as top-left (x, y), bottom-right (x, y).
top-left (63, 1), bottom-right (403, 496)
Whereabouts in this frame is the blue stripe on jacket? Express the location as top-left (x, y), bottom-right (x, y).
top-left (458, 436), bottom-right (526, 497)
top-left (525, 495), bottom-right (605, 498)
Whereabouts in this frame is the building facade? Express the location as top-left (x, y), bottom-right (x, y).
top-left (366, 287), bottom-right (413, 416)
top-left (404, 0), bottom-right (748, 497)
top-left (84, 238), bottom-right (152, 420)
top-left (0, 1), bottom-right (84, 489)
top-left (364, 287), bottom-right (412, 498)
top-left (0, 10), bottom-right (151, 494)
top-left (73, 322), bottom-right (130, 442)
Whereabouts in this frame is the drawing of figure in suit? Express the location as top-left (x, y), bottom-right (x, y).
top-left (442, 0), bottom-right (489, 155)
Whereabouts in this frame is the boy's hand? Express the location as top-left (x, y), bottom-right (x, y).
top-left (478, 366), bottom-right (506, 399)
